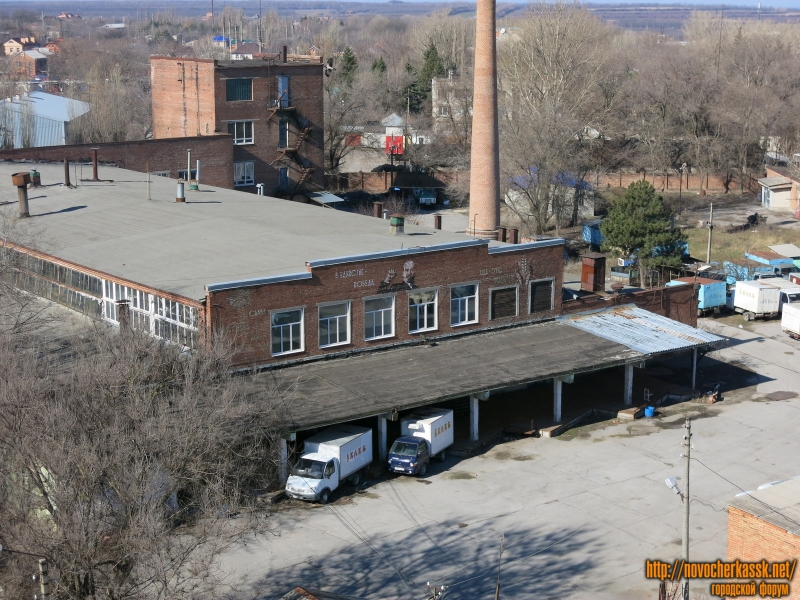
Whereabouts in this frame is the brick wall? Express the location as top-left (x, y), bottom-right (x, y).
top-left (208, 242), bottom-right (564, 368)
top-left (151, 56), bottom-right (325, 195)
top-left (590, 171), bottom-right (761, 194)
top-left (727, 507), bottom-right (800, 600)
top-left (151, 57), bottom-right (217, 139)
top-left (561, 283), bottom-right (697, 327)
top-left (0, 135), bottom-right (234, 189)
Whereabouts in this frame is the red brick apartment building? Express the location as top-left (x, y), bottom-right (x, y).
top-left (150, 55), bottom-right (324, 196)
top-left (1, 163), bottom-right (561, 369)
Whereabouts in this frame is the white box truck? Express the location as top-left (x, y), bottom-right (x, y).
top-left (388, 408), bottom-right (454, 476)
top-left (782, 304), bottom-right (800, 339)
top-left (734, 280), bottom-right (781, 321)
top-left (285, 425), bottom-right (372, 504)
top-left (760, 279), bottom-right (800, 311)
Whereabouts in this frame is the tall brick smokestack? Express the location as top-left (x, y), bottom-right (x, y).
top-left (468, 0), bottom-right (500, 237)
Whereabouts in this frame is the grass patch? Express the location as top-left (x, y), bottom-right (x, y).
top-left (683, 224), bottom-right (798, 264)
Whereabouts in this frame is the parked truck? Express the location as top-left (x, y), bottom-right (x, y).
top-left (759, 279), bottom-right (800, 310)
top-left (285, 425), bottom-right (372, 504)
top-left (388, 408), bottom-right (454, 476)
top-left (781, 304), bottom-right (800, 339)
top-left (733, 280), bottom-right (781, 321)
top-left (665, 277), bottom-right (727, 316)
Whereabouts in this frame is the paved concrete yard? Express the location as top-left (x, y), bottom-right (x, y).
top-left (218, 318), bottom-right (800, 600)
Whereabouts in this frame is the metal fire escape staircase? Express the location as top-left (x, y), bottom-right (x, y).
top-left (266, 93), bottom-right (315, 192)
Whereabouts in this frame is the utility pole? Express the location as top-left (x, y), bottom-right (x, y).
top-left (706, 203), bottom-right (714, 264)
top-left (682, 417), bottom-right (692, 600)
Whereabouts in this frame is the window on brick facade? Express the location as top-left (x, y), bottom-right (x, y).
top-left (226, 78), bottom-right (253, 101)
top-left (529, 278), bottom-right (554, 314)
top-left (178, 169), bottom-right (197, 180)
top-left (450, 283), bottom-right (477, 326)
top-left (364, 296), bottom-right (394, 340)
top-left (278, 119), bottom-right (289, 149)
top-left (227, 120), bottom-right (254, 144)
top-left (408, 289), bottom-right (437, 333)
top-left (318, 302), bottom-right (350, 348)
top-left (233, 161), bottom-right (254, 186)
top-left (490, 286), bottom-right (518, 320)
top-left (277, 75), bottom-right (290, 108)
top-left (271, 308), bottom-right (303, 355)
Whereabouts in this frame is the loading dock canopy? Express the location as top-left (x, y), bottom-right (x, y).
top-left (256, 305), bottom-right (724, 433)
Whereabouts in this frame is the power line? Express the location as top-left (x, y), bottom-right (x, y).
top-left (324, 503), bottom-right (426, 600)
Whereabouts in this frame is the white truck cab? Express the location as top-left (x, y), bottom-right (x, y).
top-left (285, 426), bottom-right (372, 504)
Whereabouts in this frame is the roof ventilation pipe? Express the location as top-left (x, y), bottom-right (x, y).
top-left (12, 172), bottom-right (31, 218)
top-left (389, 213), bottom-right (405, 235)
top-left (176, 180), bottom-right (185, 203)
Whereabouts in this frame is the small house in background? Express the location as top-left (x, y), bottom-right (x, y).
top-left (12, 49), bottom-right (51, 79)
top-left (3, 37), bottom-right (37, 56)
top-left (759, 166), bottom-right (800, 214)
top-left (0, 91), bottom-right (90, 148)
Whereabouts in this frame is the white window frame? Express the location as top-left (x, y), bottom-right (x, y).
top-left (450, 282), bottom-right (479, 327)
top-left (270, 307), bottom-right (304, 356)
top-left (488, 285), bottom-right (519, 320)
top-left (408, 288), bottom-right (438, 334)
top-left (364, 294), bottom-right (395, 340)
top-left (318, 301), bottom-right (350, 348)
top-left (101, 281), bottom-right (198, 348)
top-left (278, 119), bottom-right (289, 149)
top-left (234, 161), bottom-right (255, 187)
top-left (529, 277), bottom-right (555, 314)
top-left (228, 120), bottom-right (254, 145)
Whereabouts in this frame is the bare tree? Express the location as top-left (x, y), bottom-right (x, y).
top-left (498, 1), bottom-right (614, 234)
top-left (0, 302), bottom-right (288, 599)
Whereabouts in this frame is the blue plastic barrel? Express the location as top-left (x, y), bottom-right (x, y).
top-left (644, 406), bottom-right (656, 418)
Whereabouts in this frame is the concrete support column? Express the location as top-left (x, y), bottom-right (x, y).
top-left (553, 378), bottom-right (563, 423)
top-left (624, 364), bottom-right (634, 406)
top-left (378, 415), bottom-right (388, 462)
top-left (279, 438), bottom-right (289, 483)
top-left (470, 396), bottom-right (479, 441)
top-left (691, 348), bottom-right (698, 390)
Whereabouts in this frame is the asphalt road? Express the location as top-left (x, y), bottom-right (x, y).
top-left (218, 317), bottom-right (800, 600)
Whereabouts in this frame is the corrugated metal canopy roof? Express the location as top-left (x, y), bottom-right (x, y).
top-left (306, 191), bottom-right (345, 205)
top-left (730, 477), bottom-right (800, 536)
top-left (562, 305), bottom-right (723, 354)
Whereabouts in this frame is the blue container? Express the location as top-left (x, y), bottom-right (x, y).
top-left (644, 406), bottom-right (656, 418)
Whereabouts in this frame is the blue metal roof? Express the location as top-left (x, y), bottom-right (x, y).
top-left (561, 305), bottom-right (723, 355)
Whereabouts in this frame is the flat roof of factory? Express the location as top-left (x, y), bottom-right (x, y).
top-left (0, 162), bottom-right (531, 300)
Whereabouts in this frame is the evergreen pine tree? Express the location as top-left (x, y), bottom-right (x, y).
top-left (417, 42), bottom-right (446, 100)
top-left (600, 181), bottom-right (686, 269)
top-left (338, 46), bottom-right (358, 88)
top-left (371, 56), bottom-right (387, 76)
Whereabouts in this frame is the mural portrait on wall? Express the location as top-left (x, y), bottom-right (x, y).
top-left (378, 260), bottom-right (417, 293)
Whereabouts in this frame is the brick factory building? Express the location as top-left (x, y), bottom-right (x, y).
top-left (1, 163), bottom-right (562, 369)
top-left (727, 477), bottom-right (800, 600)
top-left (2, 162), bottom-right (724, 453)
top-left (150, 54), bottom-right (324, 196)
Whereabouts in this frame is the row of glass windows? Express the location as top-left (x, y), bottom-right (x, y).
top-left (268, 279), bottom-right (554, 357)
top-left (102, 281), bottom-right (199, 349)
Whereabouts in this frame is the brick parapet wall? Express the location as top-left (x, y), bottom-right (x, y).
top-left (0, 135), bottom-right (234, 189)
top-left (561, 284), bottom-right (697, 327)
top-left (209, 242), bottom-right (563, 368)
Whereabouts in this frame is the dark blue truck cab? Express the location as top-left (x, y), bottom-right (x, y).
top-left (388, 436), bottom-right (430, 476)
